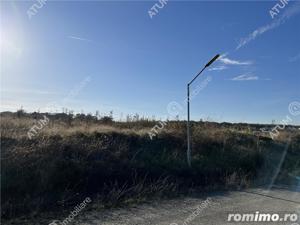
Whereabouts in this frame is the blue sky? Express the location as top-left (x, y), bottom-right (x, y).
top-left (1, 0), bottom-right (300, 124)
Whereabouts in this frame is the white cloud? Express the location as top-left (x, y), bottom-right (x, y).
top-left (68, 35), bottom-right (93, 42)
top-left (231, 73), bottom-right (259, 81)
top-left (218, 54), bottom-right (253, 65)
top-left (208, 65), bottom-right (227, 71)
top-left (236, 1), bottom-right (300, 50)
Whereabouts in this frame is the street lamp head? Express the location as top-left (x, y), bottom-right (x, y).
top-left (205, 54), bottom-right (220, 68)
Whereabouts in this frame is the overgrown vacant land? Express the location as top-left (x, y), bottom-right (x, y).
top-left (1, 111), bottom-right (300, 219)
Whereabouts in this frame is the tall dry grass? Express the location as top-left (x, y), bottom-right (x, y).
top-left (1, 111), bottom-right (299, 219)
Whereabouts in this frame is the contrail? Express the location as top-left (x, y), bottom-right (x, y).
top-left (236, 1), bottom-right (300, 50)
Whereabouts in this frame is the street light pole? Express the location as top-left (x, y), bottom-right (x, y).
top-left (187, 83), bottom-right (190, 167)
top-left (187, 54), bottom-right (220, 167)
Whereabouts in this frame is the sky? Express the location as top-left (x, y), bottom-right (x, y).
top-left (1, 0), bottom-right (300, 125)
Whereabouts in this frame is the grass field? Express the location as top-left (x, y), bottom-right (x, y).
top-left (1, 111), bottom-right (300, 220)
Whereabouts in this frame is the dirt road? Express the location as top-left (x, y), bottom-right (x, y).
top-left (68, 186), bottom-right (300, 225)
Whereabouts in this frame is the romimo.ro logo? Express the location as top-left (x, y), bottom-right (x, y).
top-left (228, 212), bottom-right (298, 223)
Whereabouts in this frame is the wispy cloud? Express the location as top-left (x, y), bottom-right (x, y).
top-left (208, 65), bottom-right (227, 71)
top-left (289, 53), bottom-right (300, 62)
top-left (236, 1), bottom-right (300, 50)
top-left (68, 35), bottom-right (93, 42)
top-left (218, 54), bottom-right (253, 66)
top-left (231, 73), bottom-right (259, 81)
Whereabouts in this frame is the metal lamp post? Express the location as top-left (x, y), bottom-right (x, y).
top-left (187, 54), bottom-right (220, 167)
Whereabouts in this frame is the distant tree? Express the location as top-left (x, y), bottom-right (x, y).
top-left (109, 110), bottom-right (113, 120)
top-left (133, 113), bottom-right (139, 121)
top-left (68, 110), bottom-right (74, 116)
top-left (75, 113), bottom-right (85, 121)
top-left (95, 110), bottom-right (100, 119)
top-left (100, 116), bottom-right (113, 124)
top-left (16, 108), bottom-right (25, 118)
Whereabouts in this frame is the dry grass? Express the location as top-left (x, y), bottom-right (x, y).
top-left (1, 111), bottom-right (299, 219)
